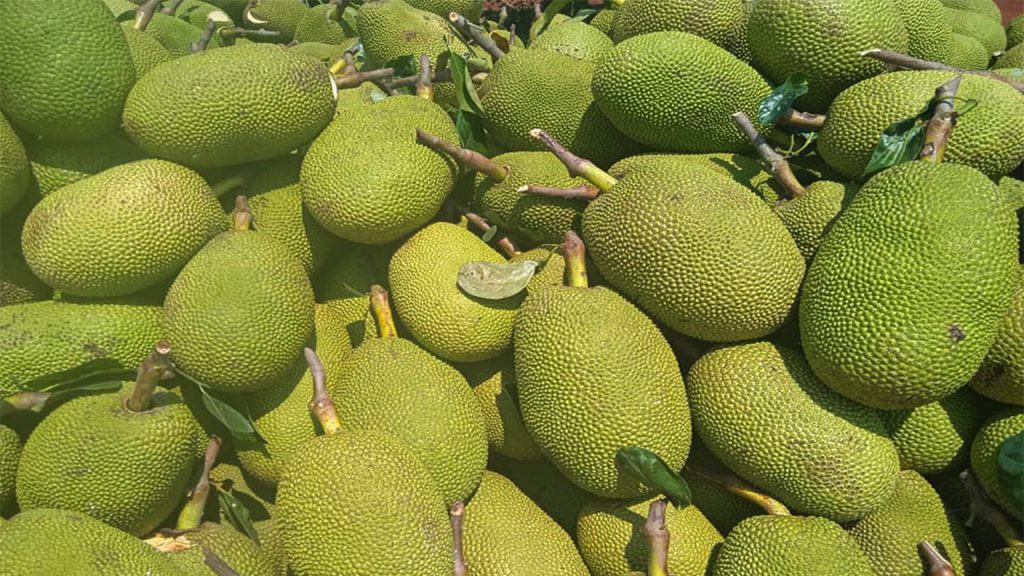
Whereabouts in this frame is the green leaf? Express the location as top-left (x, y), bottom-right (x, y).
top-left (616, 446), bottom-right (691, 508)
top-left (537, 0), bottom-right (571, 36)
top-left (862, 115), bottom-right (927, 177)
top-left (481, 224), bottom-right (499, 243)
top-left (457, 261), bottom-right (538, 300)
top-left (20, 358), bottom-right (132, 393)
top-left (997, 432), bottom-right (1024, 515)
top-left (385, 55), bottom-right (417, 95)
top-left (757, 73), bottom-right (808, 125)
top-left (455, 110), bottom-right (488, 155)
top-left (447, 49), bottom-right (484, 114)
top-left (217, 487), bottom-right (260, 544)
top-left (341, 5), bottom-right (359, 35)
top-left (571, 8), bottom-right (597, 22)
top-left (175, 369), bottom-right (265, 446)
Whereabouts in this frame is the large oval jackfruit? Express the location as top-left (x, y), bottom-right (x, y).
top-left (608, 0), bottom-right (749, 60)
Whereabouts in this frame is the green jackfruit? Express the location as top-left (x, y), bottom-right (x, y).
top-left (24, 131), bottom-right (148, 196)
top-left (315, 240), bottom-right (395, 348)
top-left (681, 440), bottom-right (761, 534)
top-left (712, 515), bottom-right (876, 576)
top-left (687, 342), bottom-right (899, 522)
top-left (981, 547), bottom-right (1024, 576)
top-left (800, 162), bottom-right (1018, 409)
top-left (945, 33), bottom-right (993, 69)
top-left (971, 407), bottom-right (1024, 520)
top-left (530, 20), bottom-right (612, 62)
top-left (590, 9), bottom-right (616, 35)
top-left (0, 243), bottom-right (50, 307)
top-left (141, 13), bottom-right (223, 57)
top-left (609, 0), bottom-right (749, 60)
top-left (509, 247), bottom-right (568, 295)
top-left (166, 0), bottom-right (234, 29)
top-left (166, 522), bottom-right (277, 576)
top-left (0, 114), bottom-right (29, 216)
top-left (253, 519), bottom-right (288, 576)
top-left (1008, 14), bottom-right (1024, 49)
top-left (0, 0), bottom-right (135, 141)
top-left (970, 266), bottom-right (1024, 406)
top-left (405, 0), bottom-right (483, 20)
top-left (593, 31), bottom-right (769, 152)
top-left (124, 43), bottom-right (335, 168)
top-left (995, 44), bottom-right (1024, 69)
top-left (0, 426), bottom-right (20, 517)
top-left (940, 0), bottom-right (1002, 21)
top-left (293, 3), bottom-right (356, 43)
top-left (206, 460), bottom-right (275, 522)
top-left (463, 471), bottom-right (589, 575)
top-left (243, 0), bottom-right (309, 42)
top-left (774, 180), bottom-right (858, 260)
top-left (948, 7), bottom-right (1006, 52)
top-left (882, 388), bottom-right (985, 474)
top-left (456, 354), bottom-right (543, 461)
top-left (487, 453), bottom-right (591, 538)
top-left (121, 22), bottom-right (174, 78)
top-left (892, 0), bottom-right (955, 62)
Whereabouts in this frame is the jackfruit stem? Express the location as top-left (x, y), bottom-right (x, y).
top-left (219, 28), bottom-right (282, 41)
top-left (329, 52), bottom-right (356, 77)
top-left (160, 0), bottom-right (185, 15)
top-left (860, 49), bottom-right (1024, 94)
top-left (450, 501), bottom-right (469, 576)
top-left (516, 183), bottom-right (601, 200)
top-left (369, 285), bottom-right (399, 339)
top-left (464, 212), bottom-right (520, 257)
top-left (134, 0), bottom-right (162, 31)
top-left (529, 129), bottom-right (617, 194)
top-left (920, 76), bottom-right (961, 164)
top-left (203, 546), bottom-right (242, 576)
top-left (449, 12), bottom-right (506, 62)
top-left (731, 112), bottom-right (805, 199)
top-left (176, 436), bottom-right (222, 531)
top-left (416, 55), bottom-right (435, 101)
top-left (306, 347), bottom-right (343, 435)
top-left (334, 68), bottom-right (396, 90)
top-left (776, 109), bottom-right (826, 131)
top-left (644, 499), bottom-right (670, 576)
top-left (192, 19), bottom-right (218, 53)
top-left (685, 463), bottom-right (791, 516)
top-left (917, 542), bottom-right (956, 576)
top-left (563, 230), bottom-right (589, 288)
top-left (959, 469), bottom-right (1024, 546)
top-left (232, 196), bottom-right (252, 231)
top-left (125, 341), bottom-right (174, 413)
top-left (415, 129), bottom-right (509, 182)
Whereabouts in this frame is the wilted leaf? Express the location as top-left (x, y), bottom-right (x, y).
top-left (757, 73), bottom-right (808, 125)
top-left (341, 5), bottom-right (359, 36)
top-left (457, 260), bottom-right (538, 300)
top-left (997, 432), bottom-right (1024, 515)
top-left (616, 446), bottom-right (691, 508)
top-left (217, 487), bottom-right (260, 544)
top-left (21, 358), bottom-right (132, 393)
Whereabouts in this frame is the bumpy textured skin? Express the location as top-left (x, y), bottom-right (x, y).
top-left (168, 523), bottom-right (277, 576)
top-left (405, 0), bottom-right (482, 19)
top-left (121, 23), bottom-right (174, 79)
top-left (207, 462), bottom-right (275, 522)
top-left (515, 286), bottom-right (690, 499)
top-left (609, 0), bottom-right (749, 60)
top-left (940, 0), bottom-right (1002, 21)
top-left (0, 245), bottom-right (50, 307)
top-left (800, 162), bottom-right (1018, 409)
top-left (25, 131), bottom-right (148, 196)
top-left (1008, 15), bottom-right (1024, 49)
top-left (819, 72), bottom-right (1024, 180)
top-left (981, 547), bottom-right (1024, 576)
top-left (254, 519), bottom-right (289, 576)
top-left (250, 176), bottom-right (334, 274)
top-left (680, 440), bottom-right (761, 534)
top-left (947, 8), bottom-right (1007, 52)
top-left (168, 0), bottom-right (234, 28)
top-left (16, 387), bottom-right (202, 536)
top-left (712, 515), bottom-right (876, 576)
top-left (582, 163), bottom-right (804, 342)
top-left (687, 342), bottom-right (899, 522)
top-left (0, 508), bottom-right (190, 576)
top-left (243, 0), bottom-right (309, 42)
top-left (237, 305), bottom-right (350, 486)
top-left (0, 0), bottom-right (135, 141)
top-left (293, 4), bottom-right (355, 43)
top-left (0, 426), bottom-right (20, 517)
top-left (746, 0), bottom-right (908, 113)
top-left (333, 336), bottom-right (487, 503)
top-left (593, 32), bottom-right (768, 152)
top-left (0, 301), bottom-right (160, 391)
top-left (22, 160), bottom-right (226, 298)
top-left (892, 0), bottom-right (954, 62)
top-left (162, 230), bottom-right (315, 393)
top-left (464, 471), bottom-right (589, 575)
top-left (471, 151), bottom-right (587, 246)
top-left (481, 49), bottom-right (640, 169)
top-left (389, 223), bottom-right (518, 362)
top-left (0, 115), bottom-right (29, 216)
top-left (774, 181), bottom-right (858, 260)
top-left (971, 266), bottom-right (1024, 405)
top-left (531, 21), bottom-right (613, 62)
top-left (882, 389), bottom-right (984, 474)
top-left (487, 453), bottom-right (591, 538)
top-left (124, 44), bottom-right (334, 168)
top-left (510, 248), bottom-right (567, 295)
top-left (850, 471), bottom-right (976, 576)
top-left (143, 13), bottom-right (223, 57)
top-left (971, 408), bottom-right (1024, 520)
top-left (456, 354), bottom-right (542, 460)
top-left (301, 96), bottom-right (457, 244)
top-left (995, 44), bottom-right (1024, 69)
top-left (577, 497), bottom-right (722, 576)
top-left (945, 33), bottom-right (994, 69)
top-left (277, 430), bottom-right (451, 576)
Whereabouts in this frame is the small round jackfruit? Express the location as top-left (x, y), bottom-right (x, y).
top-left (881, 388), bottom-right (984, 474)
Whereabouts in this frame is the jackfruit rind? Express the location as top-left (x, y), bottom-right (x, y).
top-left (592, 31), bottom-right (770, 153)
top-left (166, 522), bottom-right (277, 576)
top-left (881, 388), bottom-right (984, 474)
top-left (1008, 15), bottom-right (1024, 49)
top-left (530, 20), bottom-right (613, 62)
top-left (971, 407), bottom-right (1024, 520)
top-left (405, 0), bottom-right (483, 20)
top-left (0, 114), bottom-right (29, 216)
top-left (800, 162), bottom-right (1018, 409)
top-left (121, 23), bottom-right (175, 79)
top-left (608, 0), bottom-right (749, 60)
top-left (143, 13), bottom-right (224, 57)
top-left (892, 0), bottom-right (955, 62)
top-left (243, 0), bottom-right (309, 42)
top-left (944, 33), bottom-right (994, 69)
top-left (0, 426), bottom-right (20, 517)
top-left (687, 342), bottom-right (900, 522)
top-left (0, 246), bottom-right (52, 307)
top-left (293, 3), bottom-right (355, 44)
top-left (123, 43), bottom-right (335, 168)
top-left (24, 131), bottom-right (149, 197)
top-left (250, 175), bottom-right (335, 275)
top-left (980, 546), bottom-right (1024, 576)
top-left (818, 72), bottom-right (1024, 180)
top-left (940, 0), bottom-right (1002, 22)
top-left (947, 7), bottom-right (1007, 53)
top-left (456, 354), bottom-right (543, 460)
top-left (970, 265), bottom-right (1024, 406)
top-left (995, 44), bottom-right (1024, 70)
top-left (774, 180), bottom-right (858, 260)
top-left (0, 0), bottom-right (135, 141)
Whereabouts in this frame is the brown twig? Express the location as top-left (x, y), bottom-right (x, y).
top-left (644, 499), bottom-right (670, 576)
top-left (160, 0), bottom-right (185, 15)
top-left (450, 501), bottom-right (469, 576)
top-left (563, 230), bottom-right (588, 288)
top-left (416, 55), bottom-right (434, 101)
top-left (134, 0), bottom-right (163, 31)
top-left (860, 49), bottom-right (1024, 94)
top-left (731, 112), bottom-right (805, 199)
top-left (450, 12), bottom-right (505, 62)
top-left (203, 547), bottom-right (241, 576)
top-left (306, 347), bottom-right (342, 435)
top-left (334, 67), bottom-right (396, 89)
top-left (192, 19), bottom-right (218, 52)
top-left (176, 437), bottom-right (222, 531)
top-left (516, 183), bottom-right (600, 200)
top-left (918, 542), bottom-right (956, 576)
top-left (528, 129), bottom-right (618, 193)
top-left (777, 109), bottom-right (826, 131)
top-left (125, 341), bottom-right (173, 413)
top-left (232, 196), bottom-right (252, 231)
top-left (533, 0), bottom-right (542, 21)
top-left (464, 212), bottom-right (520, 257)
top-left (416, 129), bottom-right (509, 181)
top-left (920, 75), bottom-right (961, 164)
top-left (369, 286), bottom-right (398, 339)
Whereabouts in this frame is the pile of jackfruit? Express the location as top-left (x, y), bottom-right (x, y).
top-left (0, 0), bottom-right (1022, 574)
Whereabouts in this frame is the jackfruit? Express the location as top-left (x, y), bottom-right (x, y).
top-left (293, 3), bottom-right (356, 43)
top-left (123, 43), bottom-right (335, 168)
top-left (849, 470), bottom-right (976, 576)
top-left (995, 44), bottom-right (1024, 69)
top-left (981, 547), bottom-right (1024, 576)
top-left (456, 354), bottom-right (543, 460)
top-left (243, 0), bottom-right (309, 42)
top-left (166, 522), bottom-right (277, 576)
top-left (941, 0), bottom-right (1002, 21)
top-left (609, 0), bottom-right (749, 60)
top-left (971, 407), bottom-right (1024, 520)
top-left (0, 244), bottom-right (50, 307)
top-left (0, 114), bottom-right (29, 216)
top-left (487, 453), bottom-right (591, 538)
top-left (315, 240), bottom-right (395, 348)
top-left (945, 33), bottom-right (994, 69)
top-left (406, 0), bottom-right (482, 20)
top-left (1008, 14), bottom-right (1024, 49)
top-left (0, 0), bottom-right (135, 141)
top-left (948, 7), bottom-right (1007, 53)
top-left (892, 0), bottom-right (955, 62)
top-left (206, 460), bottom-right (275, 522)
top-left (590, 8), bottom-right (616, 35)
top-left (970, 266), bottom-right (1024, 406)
top-left (774, 180), bottom-right (858, 260)
top-left (463, 471), bottom-right (589, 575)
top-left (882, 388), bottom-right (985, 474)
top-left (0, 426), bottom-right (20, 517)
top-left (530, 20), bottom-right (612, 62)
top-left (687, 342), bottom-right (899, 522)
top-left (509, 247), bottom-right (568, 294)
top-left (818, 72), bottom-right (1024, 180)
top-left (25, 131), bottom-right (149, 196)
top-left (800, 162), bottom-right (1018, 409)
top-left (141, 13), bottom-right (223, 57)
top-left (165, 0), bottom-right (234, 30)
top-left (577, 497), bottom-right (722, 576)
top-left (681, 440), bottom-right (762, 534)
top-left (121, 22), bottom-right (174, 78)
top-left (746, 0), bottom-right (908, 113)
top-left (22, 159), bottom-right (225, 298)
top-left (253, 519), bottom-right (289, 576)
top-left (712, 515), bottom-right (876, 576)
top-left (593, 31), bottom-right (769, 152)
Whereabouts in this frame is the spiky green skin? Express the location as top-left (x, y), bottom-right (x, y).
top-left (945, 33), bottom-right (993, 69)
top-left (0, 244), bottom-right (51, 307)
top-left (16, 387), bottom-right (202, 536)
top-left (277, 430), bottom-right (451, 576)
top-left (121, 23), bottom-right (174, 79)
top-left (253, 519), bottom-right (289, 576)
top-left (995, 44), bottom-right (1024, 70)
top-left (25, 131), bottom-right (148, 197)
top-left (168, 523), bottom-right (277, 576)
top-left (487, 453), bottom-right (591, 539)
top-left (142, 14), bottom-right (223, 57)
top-left (882, 388), bottom-right (984, 474)
top-left (0, 509), bottom-right (190, 576)
top-left (609, 153), bottom-right (795, 204)
top-left (530, 21), bottom-right (612, 62)
top-left (0, 114), bottom-right (29, 216)
top-left (405, 0), bottom-right (482, 20)
top-left (243, 0), bottom-right (309, 42)
top-left (774, 180), bottom-right (857, 260)
top-left (1008, 15), bottom-right (1024, 49)
top-left (712, 515), bottom-right (876, 576)
top-left (981, 547), bottom-right (1024, 576)
top-left (971, 408), bottom-right (1024, 520)
top-left (250, 176), bottom-right (335, 275)
top-left (0, 426), bottom-right (21, 517)
top-left (680, 441), bottom-right (761, 534)
top-left (206, 462), bottom-right (275, 522)
top-left (892, 0), bottom-right (954, 62)
top-left (940, 0), bottom-right (1002, 21)
top-left (609, 0), bottom-right (749, 60)
top-left (947, 7), bottom-right (1006, 52)
top-left (970, 266), bottom-right (1024, 405)
top-left (800, 162), bottom-right (1018, 409)
top-left (457, 354), bottom-right (542, 460)
top-left (168, 0), bottom-right (235, 29)
top-left (589, 9), bottom-right (615, 35)
top-left (293, 4), bottom-right (355, 44)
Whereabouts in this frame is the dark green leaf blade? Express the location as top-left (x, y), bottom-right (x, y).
top-left (175, 369), bottom-right (265, 446)
top-left (997, 432), bottom-right (1024, 515)
top-left (448, 49), bottom-right (484, 114)
top-left (616, 446), bottom-right (691, 508)
top-left (21, 358), bottom-right (130, 392)
top-left (455, 110), bottom-right (488, 155)
top-left (385, 55), bottom-right (417, 95)
top-left (757, 73), bottom-right (809, 125)
top-left (862, 116), bottom-right (927, 177)
top-left (538, 0), bottom-right (571, 36)
top-left (217, 487), bottom-right (260, 544)
top-left (46, 381), bottom-right (124, 405)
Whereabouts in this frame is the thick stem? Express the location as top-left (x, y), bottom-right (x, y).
top-left (731, 112), bottom-right (805, 199)
top-left (644, 499), bottom-right (670, 576)
top-left (306, 347), bottom-right (342, 435)
top-left (860, 49), bottom-right (1024, 94)
top-left (959, 469), bottom-right (1024, 546)
top-left (685, 463), bottom-right (791, 516)
top-left (329, 52), bottom-right (352, 76)
top-left (918, 542), bottom-right (956, 576)
top-left (328, 0), bottom-right (348, 22)
top-left (390, 68), bottom-right (455, 88)
top-left (517, 183), bottom-right (600, 200)
top-left (776, 109), bottom-right (826, 131)
top-left (464, 212), bottom-right (520, 257)
top-left (416, 55), bottom-right (434, 101)
top-left (508, 24), bottom-right (517, 48)
top-left (176, 436), bottom-right (222, 531)
top-left (450, 501), bottom-right (469, 576)
top-left (563, 230), bottom-right (588, 288)
top-left (134, 0), bottom-right (163, 31)
top-left (449, 12), bottom-right (505, 62)
top-left (415, 129), bottom-right (508, 182)
top-left (203, 547), bottom-right (241, 576)
top-left (232, 196), bottom-right (252, 231)
top-left (920, 75), bottom-right (961, 164)
top-left (369, 285), bottom-right (398, 339)
top-left (125, 341), bottom-right (173, 413)
top-left (334, 68), bottom-right (396, 89)
top-left (528, 129), bottom-right (618, 193)
top-left (192, 19), bottom-right (218, 53)
top-left (160, 0), bottom-right (184, 15)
